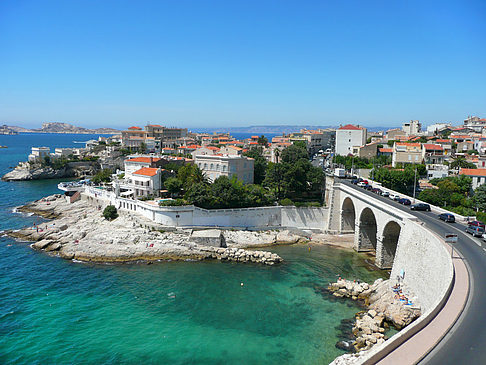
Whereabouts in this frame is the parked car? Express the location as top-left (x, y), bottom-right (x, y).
top-left (468, 220), bottom-right (485, 229)
top-left (398, 198), bottom-right (411, 205)
top-left (411, 203), bottom-right (431, 211)
top-left (364, 185), bottom-right (373, 191)
top-left (439, 213), bottom-right (455, 223)
top-left (357, 182), bottom-right (367, 187)
top-left (393, 195), bottom-right (401, 201)
top-left (371, 188), bottom-right (382, 194)
top-left (466, 225), bottom-right (485, 237)
top-left (381, 192), bottom-right (390, 197)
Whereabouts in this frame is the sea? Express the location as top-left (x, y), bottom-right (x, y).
top-left (0, 133), bottom-right (387, 364)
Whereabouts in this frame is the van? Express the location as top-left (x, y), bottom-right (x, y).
top-left (466, 225), bottom-right (484, 237)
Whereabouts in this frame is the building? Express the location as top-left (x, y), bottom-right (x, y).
top-left (124, 157), bottom-right (164, 176)
top-left (402, 120), bottom-right (421, 135)
top-left (423, 144), bottom-right (445, 164)
top-left (145, 125), bottom-right (188, 141)
top-left (426, 123), bottom-right (452, 136)
top-left (297, 129), bottom-right (336, 155)
top-left (194, 155), bottom-right (254, 184)
top-left (426, 164), bottom-right (449, 180)
top-left (121, 127), bottom-right (148, 149)
top-left (352, 143), bottom-right (379, 159)
top-left (378, 147), bottom-right (393, 157)
top-left (335, 124), bottom-right (367, 156)
top-left (459, 168), bottom-right (486, 189)
top-left (28, 147), bottom-right (50, 162)
top-left (219, 145), bottom-right (243, 156)
top-left (54, 148), bottom-right (74, 158)
top-left (392, 142), bottom-right (423, 167)
top-left (463, 116), bottom-right (486, 132)
top-left (386, 128), bottom-right (407, 141)
top-left (126, 167), bottom-right (163, 197)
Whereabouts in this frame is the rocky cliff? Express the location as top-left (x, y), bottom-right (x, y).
top-left (2, 161), bottom-right (100, 181)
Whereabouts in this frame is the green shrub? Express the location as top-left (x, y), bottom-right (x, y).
top-left (159, 199), bottom-right (188, 206)
top-left (103, 205), bottom-right (118, 220)
top-left (280, 198), bottom-right (294, 206)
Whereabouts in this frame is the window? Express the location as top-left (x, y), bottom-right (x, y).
top-left (210, 163), bottom-right (214, 170)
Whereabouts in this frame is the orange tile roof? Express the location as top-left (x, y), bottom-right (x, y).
top-left (423, 144), bottom-right (443, 151)
top-left (396, 142), bottom-right (421, 147)
top-left (460, 168), bottom-right (486, 176)
top-left (147, 124), bottom-right (162, 127)
top-left (133, 167), bottom-right (159, 176)
top-left (339, 124), bottom-right (362, 130)
top-left (435, 139), bottom-right (451, 143)
top-left (126, 157), bottom-right (161, 163)
top-left (379, 148), bottom-right (393, 153)
top-left (207, 146), bottom-right (220, 151)
top-left (128, 126), bottom-right (142, 130)
top-left (251, 135), bottom-right (259, 139)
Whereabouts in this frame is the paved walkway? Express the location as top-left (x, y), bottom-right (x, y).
top-left (376, 242), bottom-right (469, 365)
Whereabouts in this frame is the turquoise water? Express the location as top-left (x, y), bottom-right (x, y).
top-left (0, 134), bottom-right (386, 364)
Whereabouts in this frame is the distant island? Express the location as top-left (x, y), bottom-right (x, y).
top-left (6, 122), bottom-right (119, 135)
top-left (0, 125), bottom-right (18, 135)
top-left (193, 124), bottom-right (393, 134)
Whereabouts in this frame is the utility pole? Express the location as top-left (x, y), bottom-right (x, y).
top-left (413, 166), bottom-right (417, 203)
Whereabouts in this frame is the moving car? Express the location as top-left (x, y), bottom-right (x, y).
top-left (393, 195), bottom-right (401, 201)
top-left (398, 198), bottom-right (411, 205)
top-left (468, 220), bottom-right (485, 229)
top-left (466, 225), bottom-right (484, 237)
top-left (439, 213), bottom-right (455, 223)
top-left (371, 188), bottom-right (382, 194)
top-left (411, 203), bottom-right (431, 211)
top-left (381, 191), bottom-right (390, 197)
top-left (357, 182), bottom-right (367, 187)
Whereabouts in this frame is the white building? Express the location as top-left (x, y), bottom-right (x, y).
top-left (54, 148), bottom-right (74, 158)
top-left (402, 120), bottom-right (421, 135)
top-left (335, 124), bottom-right (367, 156)
top-left (426, 123), bottom-right (451, 135)
top-left (194, 155), bottom-right (254, 184)
top-left (28, 147), bottom-right (50, 162)
top-left (126, 167), bottom-right (163, 197)
top-left (124, 156), bottom-right (162, 176)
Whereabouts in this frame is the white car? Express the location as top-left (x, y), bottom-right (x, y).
top-left (389, 194), bottom-right (398, 200)
top-left (357, 182), bottom-right (367, 187)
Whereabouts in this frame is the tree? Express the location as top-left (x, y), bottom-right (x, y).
top-left (103, 205), bottom-right (118, 220)
top-left (473, 184), bottom-right (486, 211)
top-left (257, 135), bottom-right (269, 147)
top-left (178, 164), bottom-right (208, 190)
top-left (281, 144), bottom-right (308, 164)
top-left (263, 162), bottom-right (285, 199)
top-left (139, 142), bottom-right (147, 153)
top-left (92, 168), bottom-right (113, 184)
top-left (164, 177), bottom-right (183, 197)
top-left (244, 147), bottom-right (267, 185)
top-left (450, 157), bottom-right (476, 170)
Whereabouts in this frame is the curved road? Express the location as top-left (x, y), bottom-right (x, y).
top-left (338, 179), bottom-right (486, 364)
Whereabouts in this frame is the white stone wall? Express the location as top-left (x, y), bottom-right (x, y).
top-left (82, 187), bottom-right (327, 230)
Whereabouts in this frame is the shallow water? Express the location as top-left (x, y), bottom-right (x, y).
top-left (0, 134), bottom-right (387, 364)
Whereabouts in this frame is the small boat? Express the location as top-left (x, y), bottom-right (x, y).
top-left (0, 146), bottom-right (7, 148)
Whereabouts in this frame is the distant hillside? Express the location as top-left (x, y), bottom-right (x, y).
top-left (8, 122), bottom-right (119, 134)
top-left (192, 125), bottom-right (395, 134)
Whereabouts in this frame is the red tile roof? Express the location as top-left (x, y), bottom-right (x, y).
top-left (133, 167), bottom-right (159, 176)
top-left (423, 144), bottom-right (443, 151)
top-left (147, 124), bottom-right (162, 127)
top-left (435, 139), bottom-right (451, 143)
top-left (460, 168), bottom-right (486, 176)
top-left (379, 148), bottom-right (393, 153)
top-left (338, 124), bottom-right (362, 130)
top-left (128, 126), bottom-right (142, 130)
top-left (126, 157), bottom-right (161, 163)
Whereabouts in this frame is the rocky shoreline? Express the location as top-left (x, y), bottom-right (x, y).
top-left (328, 278), bottom-right (421, 364)
top-left (5, 194), bottom-right (323, 265)
top-left (2, 161), bottom-right (100, 181)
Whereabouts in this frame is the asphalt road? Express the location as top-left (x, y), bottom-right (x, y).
top-left (338, 179), bottom-right (486, 364)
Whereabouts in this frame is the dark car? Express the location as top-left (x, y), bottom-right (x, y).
top-left (364, 185), bottom-right (373, 191)
top-left (351, 179), bottom-right (360, 185)
top-left (398, 198), bottom-right (411, 205)
top-left (411, 203), bottom-right (431, 211)
top-left (468, 220), bottom-right (485, 229)
top-left (466, 225), bottom-right (485, 237)
top-left (439, 213), bottom-right (455, 223)
top-left (371, 188), bottom-right (382, 194)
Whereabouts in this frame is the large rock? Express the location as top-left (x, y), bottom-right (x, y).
top-left (190, 229), bottom-right (226, 247)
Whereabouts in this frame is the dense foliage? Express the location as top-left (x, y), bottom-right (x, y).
top-left (102, 205), bottom-right (118, 220)
top-left (332, 155), bottom-right (391, 170)
top-left (92, 168), bottom-right (113, 184)
top-left (243, 147), bottom-right (268, 185)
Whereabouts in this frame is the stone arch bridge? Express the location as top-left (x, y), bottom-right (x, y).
top-left (326, 179), bottom-right (417, 269)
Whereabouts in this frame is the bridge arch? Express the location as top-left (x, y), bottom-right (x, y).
top-left (380, 221), bottom-right (401, 269)
top-left (341, 197), bottom-right (356, 232)
top-left (358, 207), bottom-right (377, 253)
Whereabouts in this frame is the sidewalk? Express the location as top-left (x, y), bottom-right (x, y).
top-left (376, 244), bottom-right (469, 364)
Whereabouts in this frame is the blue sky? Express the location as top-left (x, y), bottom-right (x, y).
top-left (0, 0), bottom-right (485, 129)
